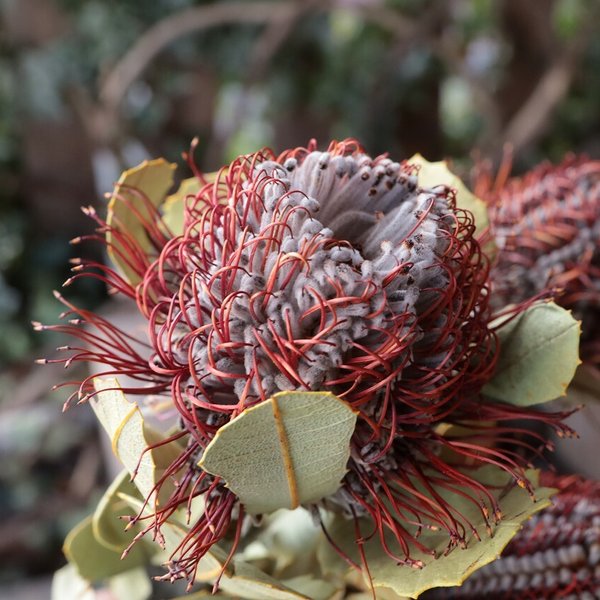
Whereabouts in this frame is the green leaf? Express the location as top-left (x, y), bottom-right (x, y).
top-left (238, 508), bottom-right (322, 578)
top-left (409, 154), bottom-right (489, 233)
top-left (483, 302), bottom-right (581, 406)
top-left (199, 391), bottom-right (358, 514)
top-left (117, 490), bottom-right (231, 582)
top-left (281, 575), bottom-right (341, 600)
top-left (63, 515), bottom-right (154, 582)
top-left (91, 377), bottom-right (184, 503)
top-left (92, 470), bottom-right (152, 553)
top-left (107, 159), bottom-right (176, 285)
top-left (218, 559), bottom-right (312, 600)
top-left (108, 567), bottom-right (152, 600)
top-left (118, 492), bottom-right (312, 599)
top-left (52, 564), bottom-right (95, 600)
top-left (172, 593), bottom-right (242, 599)
top-left (318, 468), bottom-right (554, 599)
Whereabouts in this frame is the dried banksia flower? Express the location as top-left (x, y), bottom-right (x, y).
top-left (476, 155), bottom-right (600, 368)
top-left (40, 139), bottom-right (571, 586)
top-left (425, 473), bottom-right (600, 599)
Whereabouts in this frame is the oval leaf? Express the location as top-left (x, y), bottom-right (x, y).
top-left (162, 176), bottom-right (199, 236)
top-left (281, 575), bottom-right (341, 600)
top-left (117, 491), bottom-right (231, 581)
top-left (199, 391), bottom-right (357, 514)
top-left (63, 516), bottom-right (153, 582)
top-left (92, 470), bottom-right (149, 553)
top-left (219, 559), bottom-right (312, 600)
top-left (107, 159), bottom-right (176, 285)
top-left (409, 154), bottom-right (489, 233)
top-left (91, 378), bottom-right (184, 502)
top-left (52, 564), bottom-right (95, 600)
top-left (162, 171), bottom-right (223, 236)
top-left (318, 468), bottom-right (554, 599)
top-left (483, 302), bottom-right (581, 405)
top-left (108, 567), bottom-right (152, 600)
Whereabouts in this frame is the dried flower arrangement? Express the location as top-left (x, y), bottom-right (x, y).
top-left (42, 140), bottom-right (592, 600)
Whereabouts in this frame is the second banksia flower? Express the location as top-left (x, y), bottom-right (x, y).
top-left (42, 140), bottom-right (580, 596)
top-left (478, 155), bottom-right (600, 369)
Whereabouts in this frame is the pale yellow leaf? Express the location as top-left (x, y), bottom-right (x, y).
top-left (91, 378), bottom-right (184, 504)
top-left (107, 159), bottom-right (176, 285)
top-left (162, 176), bottom-right (200, 236)
top-left (162, 171), bottom-right (222, 236)
top-left (409, 154), bottom-right (489, 234)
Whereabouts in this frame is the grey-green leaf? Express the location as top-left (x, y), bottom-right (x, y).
top-left (483, 301), bottom-right (581, 405)
top-left (199, 391), bottom-right (358, 514)
top-left (281, 575), bottom-right (341, 600)
top-left (63, 515), bottom-right (154, 582)
top-left (106, 159), bottom-right (176, 285)
top-left (119, 489), bottom-right (314, 599)
top-left (318, 468), bottom-right (554, 599)
top-left (218, 559), bottom-right (313, 600)
top-left (91, 377), bottom-right (184, 503)
top-left (117, 490), bottom-right (232, 582)
top-left (92, 469), bottom-right (146, 553)
top-left (108, 567), bottom-right (153, 600)
top-left (51, 564), bottom-right (95, 600)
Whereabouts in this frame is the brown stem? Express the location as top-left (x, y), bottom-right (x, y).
top-left (99, 1), bottom-right (306, 112)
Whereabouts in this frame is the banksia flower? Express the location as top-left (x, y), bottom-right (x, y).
top-left (476, 155), bottom-right (600, 369)
top-left (40, 139), bottom-right (572, 588)
top-left (425, 473), bottom-right (600, 599)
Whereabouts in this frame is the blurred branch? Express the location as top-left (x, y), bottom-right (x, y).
top-left (351, 4), bottom-right (416, 38)
top-left (435, 33), bottom-right (502, 151)
top-left (100, 1), bottom-right (423, 113)
top-left (99, 1), bottom-right (304, 112)
top-left (90, 0), bottom-right (425, 155)
top-left (245, 0), bottom-right (320, 82)
top-left (498, 14), bottom-right (598, 154)
top-left (499, 52), bottom-right (585, 154)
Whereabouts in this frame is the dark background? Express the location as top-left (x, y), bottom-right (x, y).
top-left (1, 0), bottom-right (599, 594)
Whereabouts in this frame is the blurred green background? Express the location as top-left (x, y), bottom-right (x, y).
top-left (0, 0), bottom-right (599, 595)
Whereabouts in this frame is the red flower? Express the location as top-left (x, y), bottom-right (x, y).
top-left (40, 140), bottom-right (571, 585)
